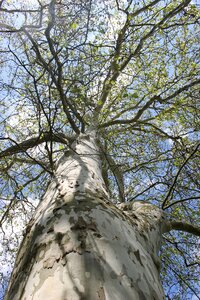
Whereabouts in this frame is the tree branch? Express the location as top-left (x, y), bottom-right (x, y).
top-left (99, 79), bottom-right (200, 129)
top-left (163, 196), bottom-right (200, 209)
top-left (94, 0), bottom-right (163, 117)
top-left (44, 1), bottom-right (83, 132)
top-left (22, 28), bottom-right (81, 134)
top-left (162, 143), bottom-right (200, 209)
top-left (0, 132), bottom-right (74, 158)
top-left (165, 221), bottom-right (200, 237)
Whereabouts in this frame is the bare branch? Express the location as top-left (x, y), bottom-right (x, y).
top-left (162, 143), bottom-right (200, 209)
top-left (164, 196), bottom-right (200, 209)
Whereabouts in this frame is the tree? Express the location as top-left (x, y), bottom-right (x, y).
top-left (0, 0), bottom-right (200, 299)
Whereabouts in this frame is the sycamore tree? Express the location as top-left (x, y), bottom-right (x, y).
top-left (0, 0), bottom-right (200, 299)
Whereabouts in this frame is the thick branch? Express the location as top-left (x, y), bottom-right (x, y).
top-left (165, 221), bottom-right (200, 237)
top-left (0, 132), bottom-right (73, 158)
top-left (22, 29), bottom-right (80, 134)
top-left (44, 0), bottom-right (84, 133)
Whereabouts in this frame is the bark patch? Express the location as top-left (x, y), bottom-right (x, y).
top-left (134, 250), bottom-right (144, 266)
top-left (97, 287), bottom-right (106, 300)
top-left (71, 216), bottom-right (97, 232)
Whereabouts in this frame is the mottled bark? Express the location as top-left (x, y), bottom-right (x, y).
top-left (5, 133), bottom-right (166, 300)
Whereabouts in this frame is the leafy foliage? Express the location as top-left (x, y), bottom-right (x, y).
top-left (0, 0), bottom-right (199, 298)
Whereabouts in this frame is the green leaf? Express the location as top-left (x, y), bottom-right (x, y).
top-left (70, 23), bottom-right (78, 29)
top-left (132, 93), bottom-right (138, 98)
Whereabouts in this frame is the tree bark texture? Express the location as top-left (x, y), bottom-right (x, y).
top-left (5, 134), bottom-right (166, 300)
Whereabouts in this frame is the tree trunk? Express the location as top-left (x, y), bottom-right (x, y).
top-left (5, 133), bottom-right (166, 300)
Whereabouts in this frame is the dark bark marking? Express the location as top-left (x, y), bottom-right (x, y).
top-left (110, 271), bottom-right (118, 279)
top-left (97, 286), bottom-right (106, 300)
top-left (134, 249), bottom-right (144, 266)
top-left (71, 216), bottom-right (97, 231)
top-left (93, 232), bottom-right (102, 238)
top-left (138, 290), bottom-right (148, 300)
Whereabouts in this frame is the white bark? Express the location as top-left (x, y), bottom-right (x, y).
top-left (5, 134), bottom-right (166, 300)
